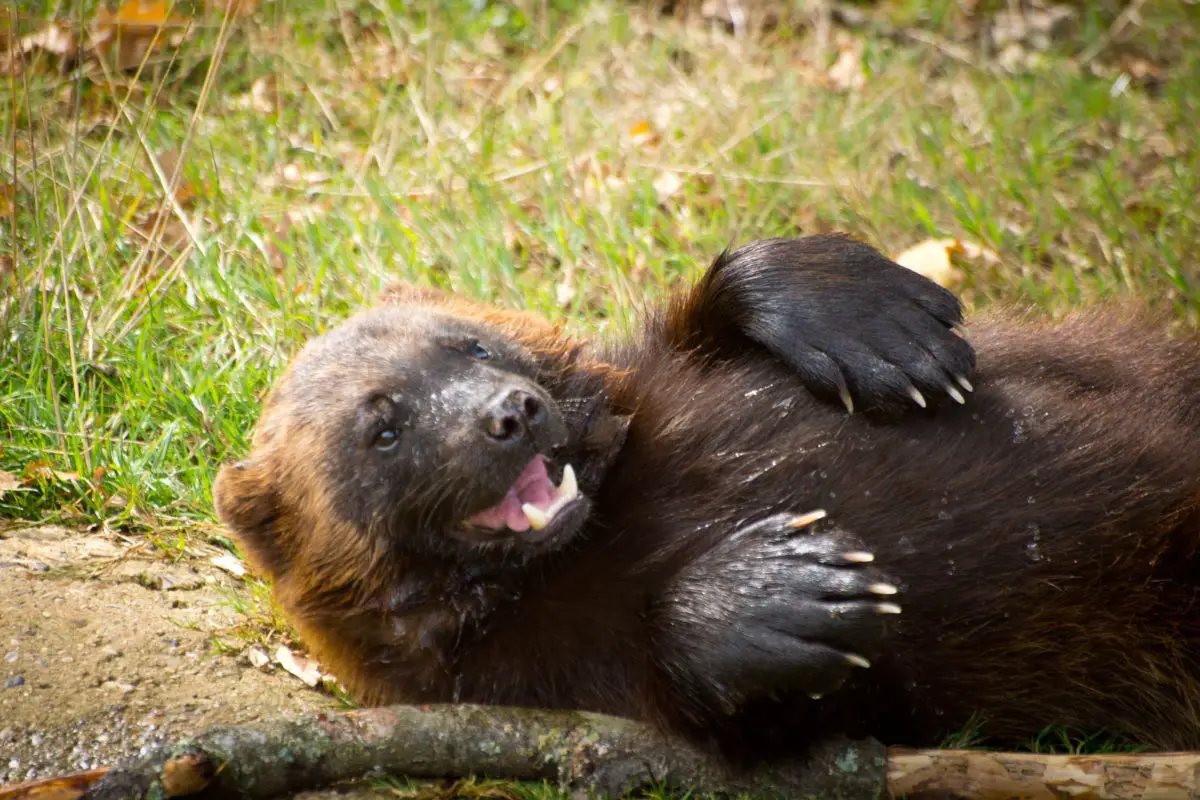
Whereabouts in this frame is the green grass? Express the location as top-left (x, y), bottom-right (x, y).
top-left (2, 0), bottom-right (1198, 787)
top-left (3, 0), bottom-right (1198, 529)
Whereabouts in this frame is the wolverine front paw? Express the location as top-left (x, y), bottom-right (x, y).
top-left (656, 511), bottom-right (899, 713)
top-left (703, 237), bottom-right (976, 414)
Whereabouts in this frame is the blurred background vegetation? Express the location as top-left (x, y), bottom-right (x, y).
top-left (1, 0), bottom-right (1197, 540)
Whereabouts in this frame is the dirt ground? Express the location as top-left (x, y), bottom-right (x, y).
top-left (0, 523), bottom-right (341, 788)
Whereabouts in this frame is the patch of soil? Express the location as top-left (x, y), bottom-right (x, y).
top-left (0, 524), bottom-right (338, 786)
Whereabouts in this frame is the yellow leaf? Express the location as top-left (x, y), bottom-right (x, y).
top-left (92, 0), bottom-right (191, 72)
top-left (0, 183), bottom-right (13, 218)
top-left (893, 238), bottom-right (966, 290)
top-left (113, 0), bottom-right (175, 26)
top-left (627, 120), bottom-right (659, 148)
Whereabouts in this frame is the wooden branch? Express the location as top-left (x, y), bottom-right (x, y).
top-left (888, 747), bottom-right (1200, 800)
top-left (77, 704), bottom-right (886, 799)
top-left (6, 708), bottom-right (1200, 800)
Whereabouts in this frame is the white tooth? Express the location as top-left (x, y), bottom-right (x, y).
top-left (522, 503), bottom-right (550, 530)
top-left (555, 464), bottom-right (578, 501)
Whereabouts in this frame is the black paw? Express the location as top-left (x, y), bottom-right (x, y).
top-left (661, 511), bottom-right (899, 711)
top-left (699, 236), bottom-right (976, 414)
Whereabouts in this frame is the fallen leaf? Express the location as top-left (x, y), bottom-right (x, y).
top-left (210, 552), bottom-right (246, 577)
top-left (652, 170), bottom-right (683, 202)
top-left (152, 148), bottom-right (198, 207)
top-left (957, 240), bottom-right (1001, 267)
top-left (0, 767), bottom-right (109, 800)
top-left (91, 0), bottom-right (192, 72)
top-left (246, 646), bottom-right (270, 668)
top-left (827, 37), bottom-right (866, 92)
top-left (893, 238), bottom-right (966, 290)
top-left (627, 120), bottom-right (660, 148)
top-left (233, 75), bottom-right (275, 114)
top-left (0, 469), bottom-right (20, 495)
top-left (21, 460), bottom-right (83, 485)
top-left (133, 209), bottom-right (190, 251)
top-left (275, 645), bottom-right (322, 687)
top-left (17, 21), bottom-right (78, 58)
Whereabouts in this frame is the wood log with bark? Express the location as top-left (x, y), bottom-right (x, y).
top-left (2, 705), bottom-right (1199, 800)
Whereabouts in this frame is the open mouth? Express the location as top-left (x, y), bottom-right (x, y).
top-left (465, 455), bottom-right (580, 537)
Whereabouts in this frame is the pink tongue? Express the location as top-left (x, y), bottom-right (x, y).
top-left (467, 456), bottom-right (556, 533)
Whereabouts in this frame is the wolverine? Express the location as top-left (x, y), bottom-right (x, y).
top-left (213, 235), bottom-right (1200, 762)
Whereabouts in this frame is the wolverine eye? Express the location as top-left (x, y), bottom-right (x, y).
top-left (374, 429), bottom-right (401, 451)
top-left (468, 341), bottom-right (490, 361)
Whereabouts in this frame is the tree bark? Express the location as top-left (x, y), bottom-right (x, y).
top-left (79, 704), bottom-right (886, 799)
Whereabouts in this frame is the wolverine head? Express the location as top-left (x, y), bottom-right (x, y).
top-left (214, 300), bottom-right (625, 581)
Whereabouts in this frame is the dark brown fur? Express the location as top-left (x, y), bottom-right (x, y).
top-left (214, 235), bottom-right (1200, 762)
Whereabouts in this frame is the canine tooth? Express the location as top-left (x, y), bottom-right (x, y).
top-left (522, 503), bottom-right (550, 530)
top-left (555, 464), bottom-right (578, 501)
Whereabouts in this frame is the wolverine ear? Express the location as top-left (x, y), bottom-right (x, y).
top-left (212, 459), bottom-right (284, 577)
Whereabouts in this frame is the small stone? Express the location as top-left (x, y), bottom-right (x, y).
top-left (5, 675), bottom-right (24, 688)
top-left (99, 645), bottom-right (121, 661)
top-left (4, 651), bottom-right (17, 663)
top-left (29, 733), bottom-right (42, 746)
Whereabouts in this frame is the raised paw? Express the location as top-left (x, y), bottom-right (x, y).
top-left (693, 236), bottom-right (977, 415)
top-left (658, 510), bottom-right (900, 712)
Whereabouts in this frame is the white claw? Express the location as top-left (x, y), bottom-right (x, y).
top-left (945, 384), bottom-right (966, 405)
top-left (789, 509), bottom-right (828, 529)
top-left (809, 693), bottom-right (824, 700)
top-left (522, 503), bottom-right (550, 531)
top-left (845, 654), bottom-right (871, 669)
top-left (843, 551), bottom-right (875, 564)
top-left (955, 374), bottom-right (974, 393)
top-left (907, 386), bottom-right (927, 408)
top-left (869, 582), bottom-right (899, 596)
top-left (839, 387), bottom-right (855, 415)
top-left (877, 603), bottom-right (903, 615)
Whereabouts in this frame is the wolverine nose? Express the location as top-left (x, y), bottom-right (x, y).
top-left (481, 388), bottom-right (546, 443)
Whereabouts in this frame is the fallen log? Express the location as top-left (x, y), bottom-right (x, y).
top-left (3, 705), bottom-right (1200, 799)
top-left (81, 704), bottom-right (885, 799)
